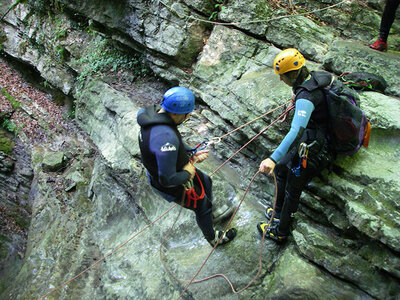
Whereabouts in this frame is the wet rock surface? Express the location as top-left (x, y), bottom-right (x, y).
top-left (0, 0), bottom-right (399, 299)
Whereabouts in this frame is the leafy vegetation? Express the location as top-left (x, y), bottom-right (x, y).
top-left (1, 88), bottom-right (21, 110)
top-left (62, 36), bottom-right (149, 118)
top-left (0, 88), bottom-right (21, 136)
top-left (26, 0), bottom-right (62, 14)
top-left (1, 119), bottom-right (18, 137)
top-left (209, 1), bottom-right (226, 20)
top-left (76, 37), bottom-right (150, 91)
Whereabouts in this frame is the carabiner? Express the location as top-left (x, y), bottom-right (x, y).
top-left (298, 142), bottom-right (309, 158)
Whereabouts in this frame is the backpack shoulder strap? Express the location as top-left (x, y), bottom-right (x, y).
top-left (296, 71), bottom-right (333, 94)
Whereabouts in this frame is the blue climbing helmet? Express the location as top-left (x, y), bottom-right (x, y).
top-left (161, 87), bottom-right (195, 114)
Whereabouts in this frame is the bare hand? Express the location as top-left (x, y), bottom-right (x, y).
top-left (192, 149), bottom-right (209, 163)
top-left (183, 162), bottom-right (196, 180)
top-left (259, 158), bottom-right (276, 175)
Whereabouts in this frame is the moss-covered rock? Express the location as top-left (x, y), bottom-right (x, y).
top-left (261, 244), bottom-right (372, 299)
top-left (293, 220), bottom-right (400, 298)
top-left (323, 39), bottom-right (400, 97)
top-left (42, 151), bottom-right (65, 172)
top-left (266, 15), bottom-right (336, 62)
top-left (0, 128), bottom-right (14, 156)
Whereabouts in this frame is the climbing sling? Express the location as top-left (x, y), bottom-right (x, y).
top-left (339, 71), bottom-right (388, 93)
top-left (183, 172), bottom-right (205, 209)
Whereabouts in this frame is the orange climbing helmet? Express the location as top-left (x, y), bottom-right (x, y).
top-left (273, 48), bottom-right (305, 75)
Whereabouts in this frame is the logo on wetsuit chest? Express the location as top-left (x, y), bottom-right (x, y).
top-left (160, 142), bottom-right (177, 152)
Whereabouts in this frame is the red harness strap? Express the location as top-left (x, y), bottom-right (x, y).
top-left (184, 172), bottom-right (205, 209)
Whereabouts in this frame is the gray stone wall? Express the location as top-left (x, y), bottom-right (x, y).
top-left (0, 0), bottom-right (400, 299)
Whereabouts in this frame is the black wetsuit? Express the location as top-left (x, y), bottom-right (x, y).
top-left (137, 106), bottom-right (215, 240)
top-left (273, 71), bottom-right (334, 235)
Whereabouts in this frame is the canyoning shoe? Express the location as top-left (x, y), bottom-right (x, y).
top-left (369, 38), bottom-right (388, 52)
top-left (257, 222), bottom-right (287, 243)
top-left (264, 206), bottom-right (280, 224)
top-left (213, 204), bottom-right (236, 224)
top-left (208, 228), bottom-right (237, 247)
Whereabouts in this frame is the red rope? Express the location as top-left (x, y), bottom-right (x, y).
top-left (211, 109), bottom-right (289, 177)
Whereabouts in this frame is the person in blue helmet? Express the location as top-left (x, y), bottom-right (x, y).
top-left (137, 87), bottom-right (237, 247)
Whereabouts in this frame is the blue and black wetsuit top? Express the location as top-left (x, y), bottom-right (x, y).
top-left (270, 71), bottom-right (331, 163)
top-left (137, 105), bottom-right (191, 198)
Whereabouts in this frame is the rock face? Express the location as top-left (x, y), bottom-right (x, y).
top-left (0, 136), bottom-right (32, 295)
top-left (0, 0), bottom-right (400, 299)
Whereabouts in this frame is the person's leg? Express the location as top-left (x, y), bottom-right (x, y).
top-left (379, 0), bottom-right (400, 42)
top-left (194, 195), bottom-right (237, 245)
top-left (277, 142), bottom-right (332, 235)
top-left (194, 195), bottom-right (215, 241)
top-left (194, 170), bottom-right (237, 245)
top-left (190, 169), bottom-right (215, 240)
top-left (276, 172), bottom-right (306, 235)
top-left (258, 153), bottom-right (295, 237)
top-left (274, 156), bottom-right (291, 214)
top-left (195, 169), bottom-right (213, 202)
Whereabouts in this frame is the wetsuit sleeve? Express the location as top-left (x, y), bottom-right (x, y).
top-left (270, 99), bottom-right (315, 163)
top-left (149, 126), bottom-right (191, 187)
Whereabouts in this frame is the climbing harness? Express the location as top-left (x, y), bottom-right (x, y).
top-left (291, 140), bottom-right (317, 177)
top-left (37, 101), bottom-right (290, 300)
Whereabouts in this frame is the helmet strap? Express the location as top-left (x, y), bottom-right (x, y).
top-left (291, 68), bottom-right (302, 85)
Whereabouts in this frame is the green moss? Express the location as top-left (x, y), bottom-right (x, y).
top-left (31, 149), bottom-right (44, 168)
top-left (76, 37), bottom-right (150, 92)
top-left (1, 88), bottom-right (21, 110)
top-left (254, 1), bottom-right (274, 19)
top-left (0, 234), bottom-right (11, 243)
top-left (0, 128), bottom-right (14, 155)
top-left (54, 45), bottom-right (69, 63)
top-left (18, 41), bottom-right (28, 56)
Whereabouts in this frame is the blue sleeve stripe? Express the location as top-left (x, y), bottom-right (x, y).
top-left (270, 99), bottom-right (315, 162)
